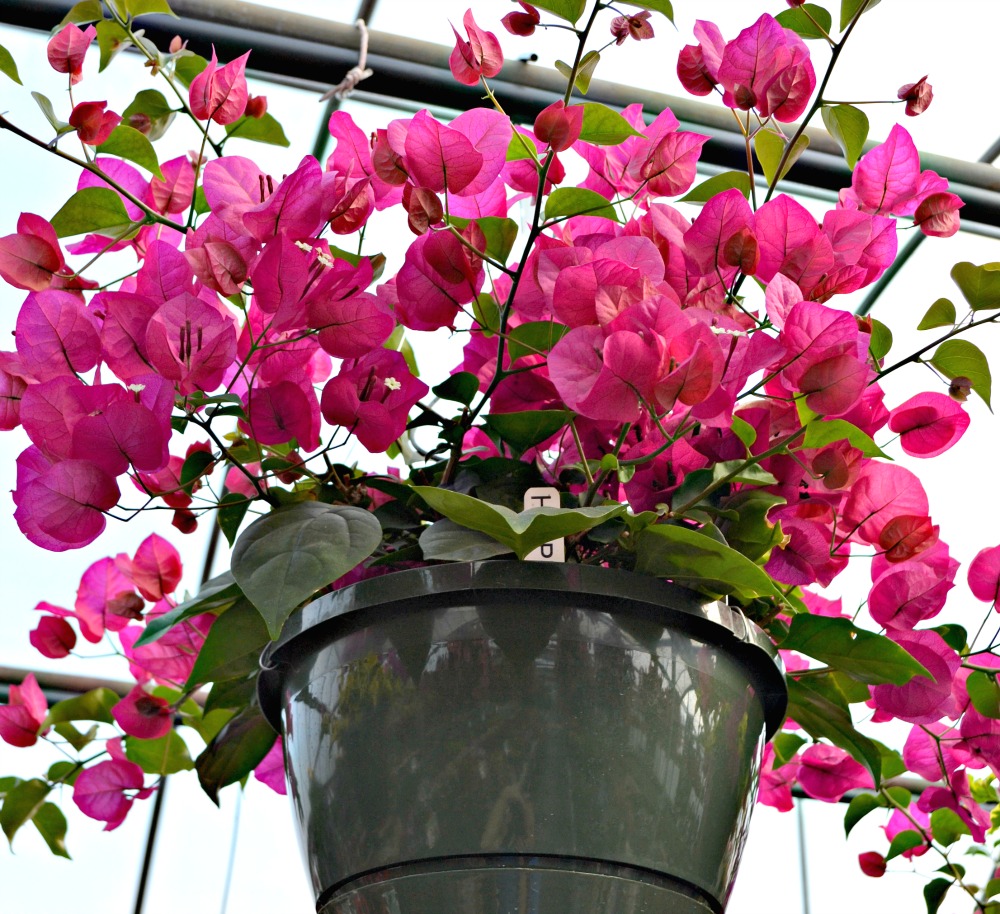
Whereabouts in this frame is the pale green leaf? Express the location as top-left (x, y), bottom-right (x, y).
top-left (776, 4), bottom-right (832, 39)
top-left (755, 129), bottom-right (810, 186)
top-left (951, 261), bottom-right (1000, 311)
top-left (821, 104), bottom-right (869, 169)
top-left (50, 187), bottom-right (135, 239)
top-left (419, 519), bottom-right (514, 561)
top-left (97, 125), bottom-right (163, 178)
top-left (223, 113), bottom-right (291, 148)
top-left (917, 298), bottom-right (957, 330)
top-left (578, 103), bottom-right (642, 146)
top-left (616, 0), bottom-right (673, 21)
top-left (929, 339), bottom-right (992, 408)
top-left (531, 0), bottom-right (586, 23)
top-left (544, 187), bottom-right (619, 223)
top-left (840, 0), bottom-right (882, 31)
top-left (679, 171), bottom-right (752, 203)
top-left (0, 43), bottom-right (21, 84)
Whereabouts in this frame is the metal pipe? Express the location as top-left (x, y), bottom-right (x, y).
top-left (1, 0), bottom-right (999, 228)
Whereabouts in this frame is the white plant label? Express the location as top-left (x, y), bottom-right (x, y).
top-left (524, 486), bottom-right (565, 562)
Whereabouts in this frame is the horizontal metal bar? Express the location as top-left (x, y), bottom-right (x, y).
top-left (1, 0), bottom-right (998, 231)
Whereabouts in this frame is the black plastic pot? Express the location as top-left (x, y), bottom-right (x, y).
top-left (258, 562), bottom-right (786, 914)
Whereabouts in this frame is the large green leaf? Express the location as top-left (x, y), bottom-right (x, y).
top-left (717, 490), bottom-right (785, 564)
top-left (786, 678), bottom-right (882, 784)
top-left (483, 410), bottom-right (571, 453)
top-left (578, 103), bottom-right (642, 146)
top-left (679, 171), bottom-right (752, 203)
top-left (95, 19), bottom-right (130, 71)
top-left (195, 707), bottom-right (276, 804)
top-left (121, 88), bottom-right (176, 142)
top-left (617, 0), bottom-right (673, 21)
top-left (755, 129), bottom-right (809, 185)
top-left (32, 803), bottom-right (70, 858)
top-left (929, 339), bottom-right (992, 408)
top-left (506, 321), bottom-right (570, 361)
top-left (951, 261), bottom-right (1000, 311)
top-left (97, 124), bottom-right (163, 178)
top-left (781, 615), bottom-right (930, 685)
top-left (411, 487), bottom-right (624, 560)
top-left (798, 404), bottom-right (889, 458)
top-left (125, 731), bottom-right (194, 776)
top-left (776, 4), bottom-right (832, 39)
top-left (224, 113), bottom-right (290, 147)
top-left (134, 573), bottom-right (242, 647)
top-left (917, 298), bottom-right (957, 330)
top-left (0, 43), bottom-right (21, 84)
top-left (844, 793), bottom-right (881, 836)
top-left (185, 599), bottom-right (270, 688)
top-left (231, 502), bottom-right (383, 638)
top-left (885, 829), bottom-right (924, 860)
top-left (127, 0), bottom-right (176, 16)
top-left (544, 187), bottom-right (619, 223)
top-left (821, 104), bottom-right (869, 170)
top-left (59, 0), bottom-right (103, 24)
top-left (967, 671), bottom-right (1000, 718)
top-left (419, 519), bottom-right (514, 562)
top-left (531, 0), bottom-right (585, 23)
top-left (634, 523), bottom-right (787, 604)
top-left (923, 877), bottom-right (952, 914)
top-left (0, 779), bottom-right (50, 844)
top-left (45, 688), bottom-right (119, 726)
top-left (839, 0), bottom-right (882, 31)
top-left (50, 187), bottom-right (134, 239)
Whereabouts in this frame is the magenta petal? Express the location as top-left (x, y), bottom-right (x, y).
top-left (851, 124), bottom-right (921, 216)
top-left (16, 290), bottom-right (101, 381)
top-left (130, 533), bottom-right (183, 602)
top-left (404, 109), bottom-right (484, 195)
top-left (968, 545), bottom-right (1000, 605)
top-left (796, 743), bottom-right (872, 802)
top-left (888, 391), bottom-right (970, 458)
top-left (72, 758), bottom-right (148, 830)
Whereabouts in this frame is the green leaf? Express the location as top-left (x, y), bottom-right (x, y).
top-left (786, 678), bottom-right (883, 784)
top-left (616, 0), bottom-right (673, 21)
top-left (951, 261), bottom-right (1000, 311)
top-left (531, 0), bottom-right (585, 23)
top-left (554, 50), bottom-right (600, 94)
top-left (634, 524), bottom-right (788, 604)
top-left (32, 803), bottom-right (70, 858)
top-left (679, 171), bottom-right (753, 203)
top-left (231, 502), bottom-right (384, 638)
top-left (844, 793), bottom-right (880, 836)
top-left (798, 402), bottom-right (889, 457)
top-left (126, 0), bottom-right (176, 15)
top-left (97, 125), bottom-right (163, 178)
top-left (0, 779), bottom-right (50, 844)
top-left (876, 742), bottom-right (907, 780)
top-left (929, 338), bottom-right (992, 408)
top-left (923, 878), bottom-right (952, 914)
top-left (121, 89), bottom-right (176, 142)
top-left (930, 807), bottom-right (969, 847)
top-left (967, 671), bottom-right (1000, 718)
top-left (96, 19), bottom-right (130, 71)
top-left (224, 113), bottom-right (291, 147)
top-left (59, 0), bottom-right (104, 24)
top-left (578, 103), bottom-right (642, 146)
top-left (50, 187), bottom-right (134, 239)
top-left (173, 53), bottom-right (208, 88)
top-left (869, 318), bottom-right (892, 362)
top-left (776, 4), bottom-right (832, 39)
top-left (933, 623), bottom-right (968, 652)
top-left (411, 487), bottom-right (624, 560)
top-left (885, 829), bottom-right (924, 860)
top-left (821, 104), bottom-right (869, 170)
top-left (419, 518), bottom-right (515, 561)
top-left (429, 372), bottom-right (476, 408)
top-left (506, 321), bottom-right (570, 361)
top-left (448, 216), bottom-right (519, 263)
top-left (772, 731), bottom-right (806, 767)
top-left (755, 129), bottom-right (810, 185)
top-left (135, 573), bottom-right (241, 647)
top-left (0, 43), bottom-right (21, 84)
top-left (126, 731), bottom-right (194, 776)
top-left (53, 721), bottom-right (98, 752)
top-left (918, 298), bottom-right (957, 330)
top-left (717, 490), bottom-right (786, 564)
top-left (195, 706), bottom-right (276, 804)
top-left (505, 133), bottom-right (536, 162)
top-left (45, 688), bottom-right (119, 726)
top-left (46, 762), bottom-right (80, 786)
top-left (731, 416), bottom-right (757, 448)
top-left (840, 0), bottom-right (882, 31)
top-left (544, 187), bottom-right (619, 223)
top-left (472, 292), bottom-right (502, 336)
top-left (782, 615), bottom-right (930, 685)
top-left (185, 599), bottom-right (270, 688)
top-left (218, 492), bottom-right (252, 547)
top-left (483, 410), bottom-right (571, 454)
top-left (31, 92), bottom-right (70, 135)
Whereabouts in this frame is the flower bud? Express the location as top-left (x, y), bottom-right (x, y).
top-left (502, 2), bottom-right (540, 36)
top-left (533, 100), bottom-right (584, 152)
top-left (897, 75), bottom-right (932, 116)
top-left (245, 95), bottom-right (268, 119)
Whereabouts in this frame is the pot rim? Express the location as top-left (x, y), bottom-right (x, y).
top-left (257, 561), bottom-right (787, 737)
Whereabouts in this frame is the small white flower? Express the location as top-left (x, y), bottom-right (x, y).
top-left (127, 383), bottom-right (146, 393)
top-left (316, 251), bottom-right (334, 268)
top-left (294, 240), bottom-right (313, 252)
top-left (710, 326), bottom-right (747, 337)
top-left (383, 377), bottom-right (402, 391)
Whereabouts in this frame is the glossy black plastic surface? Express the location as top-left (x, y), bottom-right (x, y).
top-left (259, 562), bottom-right (786, 913)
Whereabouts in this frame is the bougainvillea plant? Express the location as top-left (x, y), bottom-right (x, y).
top-left (0, 0), bottom-right (998, 909)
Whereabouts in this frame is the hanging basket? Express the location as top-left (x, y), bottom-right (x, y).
top-left (258, 561), bottom-right (786, 914)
